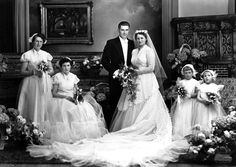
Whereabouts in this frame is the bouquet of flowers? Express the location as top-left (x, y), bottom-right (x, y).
top-left (38, 61), bottom-right (49, 72)
top-left (177, 86), bottom-right (187, 98)
top-left (0, 53), bottom-right (8, 73)
top-left (206, 92), bottom-right (219, 104)
top-left (113, 65), bottom-right (138, 102)
top-left (0, 105), bottom-right (45, 150)
top-left (186, 106), bottom-right (236, 162)
top-left (167, 43), bottom-right (208, 77)
top-left (74, 88), bottom-right (84, 103)
top-left (88, 82), bottom-right (110, 104)
top-left (81, 56), bottom-right (103, 74)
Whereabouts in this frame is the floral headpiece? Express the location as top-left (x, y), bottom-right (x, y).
top-left (135, 30), bottom-right (148, 34)
top-left (181, 64), bottom-right (197, 77)
top-left (201, 69), bottom-right (218, 81)
top-left (28, 33), bottom-right (47, 44)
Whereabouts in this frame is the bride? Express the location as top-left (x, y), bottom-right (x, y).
top-left (27, 30), bottom-right (188, 167)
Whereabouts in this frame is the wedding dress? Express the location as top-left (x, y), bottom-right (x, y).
top-left (27, 32), bottom-right (188, 167)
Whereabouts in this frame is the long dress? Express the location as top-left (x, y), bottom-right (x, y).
top-left (27, 45), bottom-right (188, 167)
top-left (18, 49), bottom-right (52, 124)
top-left (192, 83), bottom-right (226, 131)
top-left (171, 78), bottom-right (199, 140)
top-left (42, 72), bottom-right (107, 143)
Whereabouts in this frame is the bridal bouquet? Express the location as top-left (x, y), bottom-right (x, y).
top-left (113, 65), bottom-right (138, 102)
top-left (206, 92), bottom-right (219, 104)
top-left (38, 61), bottom-right (49, 72)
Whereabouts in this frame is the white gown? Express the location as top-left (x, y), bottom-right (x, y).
top-left (27, 45), bottom-right (188, 167)
top-left (18, 49), bottom-right (52, 124)
top-left (42, 72), bottom-right (107, 143)
top-left (171, 78), bottom-right (200, 140)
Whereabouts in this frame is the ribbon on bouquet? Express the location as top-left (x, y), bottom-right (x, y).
top-left (40, 72), bottom-right (52, 94)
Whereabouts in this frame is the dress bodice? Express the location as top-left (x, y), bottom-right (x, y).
top-left (131, 45), bottom-right (152, 69)
top-left (178, 79), bottom-right (199, 96)
top-left (20, 49), bottom-right (53, 71)
top-left (52, 72), bottom-right (80, 97)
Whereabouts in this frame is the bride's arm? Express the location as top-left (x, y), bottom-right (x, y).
top-left (135, 49), bottom-right (155, 75)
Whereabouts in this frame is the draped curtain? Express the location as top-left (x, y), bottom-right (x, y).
top-left (14, 0), bottom-right (30, 54)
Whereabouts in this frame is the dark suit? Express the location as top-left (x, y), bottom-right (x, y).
top-left (101, 37), bottom-right (135, 128)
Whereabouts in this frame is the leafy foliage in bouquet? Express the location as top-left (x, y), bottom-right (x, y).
top-left (38, 61), bottom-right (49, 72)
top-left (88, 83), bottom-right (110, 104)
top-left (0, 105), bottom-right (45, 148)
top-left (206, 92), bottom-right (220, 104)
top-left (177, 86), bottom-right (187, 98)
top-left (0, 53), bottom-right (8, 73)
top-left (164, 79), bottom-right (187, 100)
top-left (81, 56), bottom-right (103, 74)
top-left (113, 65), bottom-right (138, 102)
top-left (167, 44), bottom-right (208, 77)
top-left (186, 106), bottom-right (236, 162)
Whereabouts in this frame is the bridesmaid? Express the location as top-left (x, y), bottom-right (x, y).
top-left (17, 33), bottom-right (53, 124)
top-left (44, 57), bottom-right (107, 143)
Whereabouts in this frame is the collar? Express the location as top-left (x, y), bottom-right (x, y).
top-left (119, 36), bottom-right (128, 43)
top-left (32, 48), bottom-right (41, 54)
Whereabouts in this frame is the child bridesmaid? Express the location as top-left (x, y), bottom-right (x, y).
top-left (172, 64), bottom-right (200, 139)
top-left (192, 69), bottom-right (226, 131)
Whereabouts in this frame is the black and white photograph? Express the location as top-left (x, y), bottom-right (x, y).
top-left (0, 0), bottom-right (236, 167)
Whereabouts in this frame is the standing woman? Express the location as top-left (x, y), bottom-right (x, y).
top-left (17, 33), bottom-right (54, 124)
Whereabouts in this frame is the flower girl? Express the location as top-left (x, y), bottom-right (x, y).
top-left (172, 64), bottom-right (199, 140)
top-left (192, 69), bottom-right (226, 131)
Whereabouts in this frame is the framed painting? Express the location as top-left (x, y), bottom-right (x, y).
top-left (40, 2), bottom-right (93, 44)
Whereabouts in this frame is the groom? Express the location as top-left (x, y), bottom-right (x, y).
top-left (101, 21), bottom-right (135, 128)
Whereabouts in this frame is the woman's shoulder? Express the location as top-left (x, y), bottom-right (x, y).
top-left (39, 50), bottom-right (53, 60)
top-left (53, 72), bottom-right (62, 79)
top-left (20, 49), bottom-right (34, 61)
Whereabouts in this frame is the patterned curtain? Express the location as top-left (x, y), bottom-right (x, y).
top-left (14, 0), bottom-right (29, 54)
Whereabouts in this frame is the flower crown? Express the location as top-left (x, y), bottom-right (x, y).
top-left (135, 30), bottom-right (148, 34)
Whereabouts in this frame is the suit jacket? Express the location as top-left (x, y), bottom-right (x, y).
top-left (101, 37), bottom-right (135, 79)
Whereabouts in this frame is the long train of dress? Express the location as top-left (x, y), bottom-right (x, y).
top-left (27, 45), bottom-right (189, 167)
top-left (27, 74), bottom-right (188, 167)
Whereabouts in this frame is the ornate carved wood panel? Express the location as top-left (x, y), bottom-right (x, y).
top-left (172, 15), bottom-right (236, 63)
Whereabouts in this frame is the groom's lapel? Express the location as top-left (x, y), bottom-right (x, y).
top-left (114, 37), bottom-right (124, 64)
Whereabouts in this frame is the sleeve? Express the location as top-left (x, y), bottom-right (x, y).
top-left (46, 52), bottom-right (53, 61)
top-left (101, 40), bottom-right (116, 74)
top-left (217, 84), bottom-right (224, 91)
top-left (52, 74), bottom-right (60, 85)
top-left (138, 48), bottom-right (155, 74)
top-left (74, 75), bottom-right (80, 84)
top-left (20, 52), bottom-right (29, 62)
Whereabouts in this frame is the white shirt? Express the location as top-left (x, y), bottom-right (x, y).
top-left (119, 37), bottom-right (128, 65)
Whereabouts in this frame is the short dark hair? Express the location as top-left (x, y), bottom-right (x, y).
top-left (59, 57), bottom-right (74, 67)
top-left (118, 21), bottom-right (130, 29)
top-left (32, 33), bottom-right (46, 43)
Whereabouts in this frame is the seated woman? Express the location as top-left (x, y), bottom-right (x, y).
top-left (43, 57), bottom-right (107, 143)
